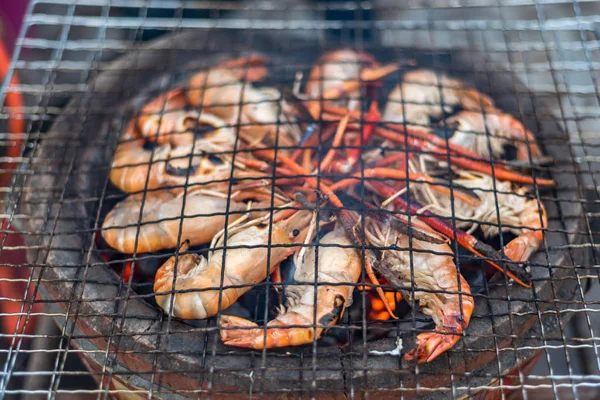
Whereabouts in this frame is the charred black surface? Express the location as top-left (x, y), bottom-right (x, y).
top-left (190, 122), bottom-right (218, 138)
top-left (165, 163), bottom-right (198, 176)
top-left (142, 140), bottom-right (157, 151)
top-left (431, 122), bottom-right (459, 140)
top-left (207, 154), bottom-right (224, 165)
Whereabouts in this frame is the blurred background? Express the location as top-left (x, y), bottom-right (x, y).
top-left (0, 1), bottom-right (599, 399)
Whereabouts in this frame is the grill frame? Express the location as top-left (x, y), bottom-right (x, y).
top-left (11, 26), bottom-right (590, 397)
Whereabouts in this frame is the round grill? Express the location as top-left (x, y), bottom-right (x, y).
top-left (12, 28), bottom-right (588, 398)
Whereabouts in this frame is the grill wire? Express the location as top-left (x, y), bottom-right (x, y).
top-left (1, 0), bottom-right (600, 399)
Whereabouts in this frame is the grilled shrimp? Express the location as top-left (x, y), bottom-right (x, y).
top-left (109, 115), bottom-right (236, 193)
top-left (154, 208), bottom-right (313, 320)
top-left (136, 89), bottom-right (197, 147)
top-left (415, 170), bottom-right (547, 263)
top-left (445, 110), bottom-right (543, 161)
top-left (102, 189), bottom-right (246, 254)
top-left (305, 49), bottom-right (378, 110)
top-left (366, 219), bottom-right (473, 363)
top-left (383, 69), bottom-right (495, 128)
top-left (110, 120), bottom-right (170, 193)
top-left (159, 143), bottom-right (235, 189)
top-left (220, 227), bottom-right (361, 348)
top-left (186, 56), bottom-right (301, 149)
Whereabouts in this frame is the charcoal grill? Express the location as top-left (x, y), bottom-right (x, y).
top-left (2, 1), bottom-right (600, 399)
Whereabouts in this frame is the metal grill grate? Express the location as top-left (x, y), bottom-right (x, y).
top-left (1, 0), bottom-right (600, 399)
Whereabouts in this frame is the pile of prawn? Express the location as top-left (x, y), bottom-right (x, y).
top-left (101, 50), bottom-right (552, 364)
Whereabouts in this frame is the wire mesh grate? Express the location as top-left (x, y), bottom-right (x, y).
top-left (1, 0), bottom-right (599, 399)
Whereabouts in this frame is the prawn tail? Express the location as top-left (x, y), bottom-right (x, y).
top-left (504, 201), bottom-right (546, 263)
top-left (219, 315), bottom-right (263, 348)
top-left (220, 314), bottom-right (317, 349)
top-left (405, 278), bottom-right (474, 363)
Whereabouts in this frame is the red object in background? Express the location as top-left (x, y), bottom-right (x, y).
top-left (0, 221), bottom-right (43, 344)
top-left (0, 8), bottom-right (26, 189)
top-left (0, 3), bottom-right (37, 343)
top-left (0, 2), bottom-right (29, 54)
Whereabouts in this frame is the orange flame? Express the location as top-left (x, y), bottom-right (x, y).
top-left (358, 278), bottom-right (402, 321)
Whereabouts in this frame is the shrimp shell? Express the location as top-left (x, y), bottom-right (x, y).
top-left (186, 58), bottom-right (300, 149)
top-left (102, 189), bottom-right (246, 254)
top-left (415, 171), bottom-right (547, 263)
top-left (383, 69), bottom-right (495, 128)
top-left (220, 227), bottom-right (361, 348)
top-left (306, 49), bottom-right (377, 110)
top-left (154, 209), bottom-right (313, 320)
top-left (445, 110), bottom-right (543, 161)
top-left (109, 122), bottom-right (170, 193)
top-left (109, 114), bottom-right (236, 193)
top-left (136, 89), bottom-right (197, 147)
